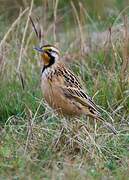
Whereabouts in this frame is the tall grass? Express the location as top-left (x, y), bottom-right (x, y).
top-left (0, 0), bottom-right (129, 179)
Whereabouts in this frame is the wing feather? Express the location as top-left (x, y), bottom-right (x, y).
top-left (61, 86), bottom-right (101, 117)
top-left (63, 67), bottom-right (82, 89)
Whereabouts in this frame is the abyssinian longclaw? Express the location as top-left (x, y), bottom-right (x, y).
top-left (34, 44), bottom-right (117, 134)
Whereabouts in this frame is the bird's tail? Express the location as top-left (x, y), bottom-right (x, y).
top-left (86, 106), bottom-right (117, 134)
top-left (95, 115), bottom-right (117, 135)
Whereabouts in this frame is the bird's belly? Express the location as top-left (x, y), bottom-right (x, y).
top-left (41, 79), bottom-right (82, 117)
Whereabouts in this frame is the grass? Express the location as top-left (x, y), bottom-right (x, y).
top-left (0, 0), bottom-right (129, 179)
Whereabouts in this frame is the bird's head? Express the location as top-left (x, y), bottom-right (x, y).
top-left (34, 44), bottom-right (60, 69)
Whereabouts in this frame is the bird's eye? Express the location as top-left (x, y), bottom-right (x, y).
top-left (48, 49), bottom-right (52, 52)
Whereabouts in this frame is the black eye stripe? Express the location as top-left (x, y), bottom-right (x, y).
top-left (48, 50), bottom-right (58, 54)
top-left (48, 49), bottom-right (52, 52)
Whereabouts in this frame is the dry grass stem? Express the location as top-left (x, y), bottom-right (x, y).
top-left (71, 1), bottom-right (85, 53)
top-left (17, 0), bottom-right (34, 72)
top-left (53, 0), bottom-right (59, 42)
top-left (0, 8), bottom-right (29, 49)
top-left (120, 15), bottom-right (129, 84)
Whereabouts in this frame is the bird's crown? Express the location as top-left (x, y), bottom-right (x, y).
top-left (41, 44), bottom-right (60, 54)
top-left (34, 44), bottom-right (60, 55)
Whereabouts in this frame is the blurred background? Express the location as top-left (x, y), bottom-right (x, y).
top-left (1, 0), bottom-right (129, 23)
top-left (0, 1), bottom-right (129, 179)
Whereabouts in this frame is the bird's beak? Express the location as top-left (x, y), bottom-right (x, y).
top-left (34, 46), bottom-right (50, 66)
top-left (34, 47), bottom-right (44, 53)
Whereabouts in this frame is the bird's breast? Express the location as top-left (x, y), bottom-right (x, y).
top-left (41, 76), bottom-right (83, 117)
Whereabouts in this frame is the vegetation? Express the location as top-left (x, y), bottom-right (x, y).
top-left (0, 0), bottom-right (129, 179)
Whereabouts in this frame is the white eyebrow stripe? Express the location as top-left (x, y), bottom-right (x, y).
top-left (51, 47), bottom-right (59, 53)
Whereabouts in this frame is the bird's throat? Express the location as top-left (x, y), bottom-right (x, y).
top-left (42, 58), bottom-right (55, 74)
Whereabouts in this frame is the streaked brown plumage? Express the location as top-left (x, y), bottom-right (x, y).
top-left (34, 44), bottom-right (117, 134)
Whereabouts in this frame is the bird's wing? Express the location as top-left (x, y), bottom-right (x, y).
top-left (60, 86), bottom-right (101, 118)
top-left (57, 66), bottom-right (101, 117)
top-left (62, 67), bottom-right (83, 89)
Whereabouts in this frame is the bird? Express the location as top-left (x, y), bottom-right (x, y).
top-left (34, 44), bottom-right (117, 134)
